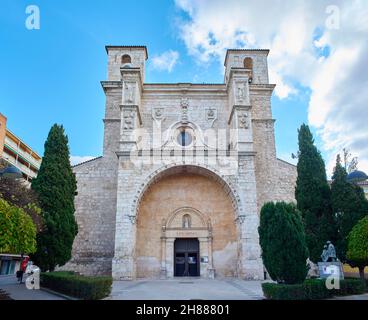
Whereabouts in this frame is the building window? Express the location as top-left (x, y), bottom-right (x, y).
top-left (177, 128), bottom-right (192, 147)
top-left (243, 57), bottom-right (253, 82)
top-left (243, 57), bottom-right (253, 69)
top-left (121, 54), bottom-right (132, 64)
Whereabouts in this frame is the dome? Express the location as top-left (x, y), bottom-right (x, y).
top-left (347, 170), bottom-right (368, 183)
top-left (1, 165), bottom-right (23, 178)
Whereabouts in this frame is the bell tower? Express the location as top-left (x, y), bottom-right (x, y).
top-left (105, 46), bottom-right (148, 155)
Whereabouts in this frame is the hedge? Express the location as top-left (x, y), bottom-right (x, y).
top-left (41, 271), bottom-right (112, 300)
top-left (262, 278), bottom-right (366, 300)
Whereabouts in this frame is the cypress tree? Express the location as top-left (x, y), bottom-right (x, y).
top-left (295, 124), bottom-right (336, 262)
top-left (31, 124), bottom-right (78, 271)
top-left (259, 202), bottom-right (309, 284)
top-left (331, 155), bottom-right (368, 261)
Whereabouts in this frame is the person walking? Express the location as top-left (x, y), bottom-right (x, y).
top-left (17, 255), bottom-right (29, 284)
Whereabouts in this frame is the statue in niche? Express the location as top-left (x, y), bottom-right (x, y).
top-left (124, 82), bottom-right (135, 104)
top-left (237, 83), bottom-right (246, 101)
top-left (182, 214), bottom-right (191, 229)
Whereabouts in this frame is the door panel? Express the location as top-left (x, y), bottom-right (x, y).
top-left (174, 239), bottom-right (199, 277)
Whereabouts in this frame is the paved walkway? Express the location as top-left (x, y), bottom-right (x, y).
top-left (109, 278), bottom-right (265, 300)
top-left (0, 275), bottom-right (65, 300)
top-left (331, 293), bottom-right (368, 300)
top-left (2, 274), bottom-right (367, 300)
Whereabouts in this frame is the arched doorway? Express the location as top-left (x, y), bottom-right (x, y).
top-left (135, 167), bottom-right (239, 279)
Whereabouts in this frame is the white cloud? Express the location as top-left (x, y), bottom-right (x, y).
top-left (70, 155), bottom-right (96, 166)
top-left (151, 50), bottom-right (179, 73)
top-left (174, 0), bottom-right (368, 173)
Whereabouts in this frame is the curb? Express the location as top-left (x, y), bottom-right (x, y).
top-left (40, 287), bottom-right (79, 300)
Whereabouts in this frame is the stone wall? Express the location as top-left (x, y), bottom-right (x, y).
top-left (274, 158), bottom-right (297, 203)
top-left (59, 155), bottom-right (118, 275)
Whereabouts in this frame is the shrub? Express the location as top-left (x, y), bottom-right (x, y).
top-left (331, 278), bottom-right (366, 296)
top-left (0, 198), bottom-right (37, 254)
top-left (262, 278), bottom-right (366, 300)
top-left (262, 282), bottom-right (307, 300)
top-left (303, 279), bottom-right (331, 299)
top-left (41, 271), bottom-right (112, 300)
top-left (259, 202), bottom-right (309, 284)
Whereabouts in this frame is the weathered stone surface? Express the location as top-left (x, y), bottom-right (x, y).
top-left (61, 46), bottom-right (297, 280)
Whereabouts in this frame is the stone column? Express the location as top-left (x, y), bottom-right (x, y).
top-left (237, 155), bottom-right (264, 280)
top-left (207, 234), bottom-right (215, 279)
top-left (112, 157), bottom-right (137, 280)
top-left (160, 233), bottom-right (167, 279)
top-left (165, 238), bottom-right (175, 278)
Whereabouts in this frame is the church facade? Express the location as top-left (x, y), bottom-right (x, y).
top-left (63, 46), bottom-right (297, 280)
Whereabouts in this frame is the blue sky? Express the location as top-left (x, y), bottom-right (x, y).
top-left (1, 0), bottom-right (367, 176)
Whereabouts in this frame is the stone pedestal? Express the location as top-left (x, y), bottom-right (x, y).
top-left (318, 262), bottom-right (344, 280)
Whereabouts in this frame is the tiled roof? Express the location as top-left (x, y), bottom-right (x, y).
top-left (105, 45), bottom-right (148, 59)
top-left (224, 48), bottom-right (270, 65)
top-left (72, 156), bottom-right (102, 168)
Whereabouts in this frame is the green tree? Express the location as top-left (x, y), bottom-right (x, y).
top-left (331, 155), bottom-right (368, 261)
top-left (31, 124), bottom-right (78, 271)
top-left (0, 173), bottom-right (43, 233)
top-left (0, 198), bottom-right (37, 254)
top-left (259, 202), bottom-right (309, 284)
top-left (295, 124), bottom-right (336, 262)
top-left (347, 216), bottom-right (368, 280)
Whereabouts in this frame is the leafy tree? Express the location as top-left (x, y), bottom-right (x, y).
top-left (31, 124), bottom-right (78, 271)
top-left (347, 216), bottom-right (368, 280)
top-left (259, 202), bottom-right (309, 284)
top-left (295, 124), bottom-right (336, 262)
top-left (0, 173), bottom-right (43, 233)
top-left (342, 148), bottom-right (358, 174)
top-left (331, 155), bottom-right (368, 261)
top-left (0, 198), bottom-right (37, 254)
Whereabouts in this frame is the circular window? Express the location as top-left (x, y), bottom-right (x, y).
top-left (177, 128), bottom-right (193, 147)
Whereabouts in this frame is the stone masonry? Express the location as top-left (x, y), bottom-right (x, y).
top-left (61, 46), bottom-right (297, 280)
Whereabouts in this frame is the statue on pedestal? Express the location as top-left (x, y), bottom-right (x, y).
top-left (317, 240), bottom-right (344, 279)
top-left (321, 241), bottom-right (337, 262)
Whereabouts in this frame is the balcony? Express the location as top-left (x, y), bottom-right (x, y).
top-left (4, 137), bottom-right (41, 170)
top-left (2, 150), bottom-right (38, 179)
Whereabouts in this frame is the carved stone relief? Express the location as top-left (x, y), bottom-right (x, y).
top-left (123, 109), bottom-right (136, 130)
top-left (238, 111), bottom-right (249, 129)
top-left (180, 97), bottom-right (189, 123)
top-left (205, 107), bottom-right (217, 127)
